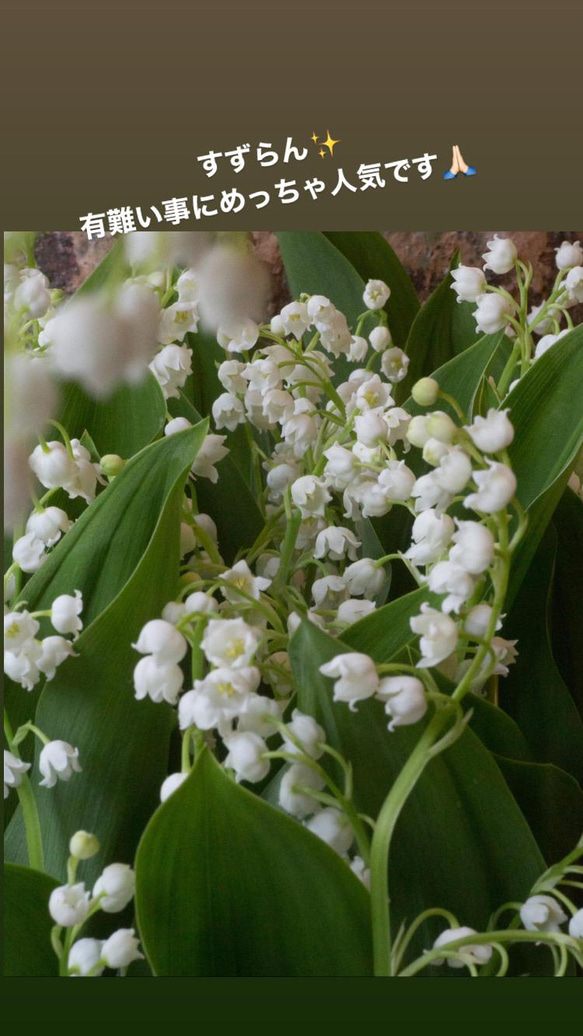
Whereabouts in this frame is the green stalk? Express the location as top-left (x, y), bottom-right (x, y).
top-left (369, 710), bottom-right (451, 975)
top-left (399, 929), bottom-right (582, 977)
top-left (4, 709), bottom-right (44, 872)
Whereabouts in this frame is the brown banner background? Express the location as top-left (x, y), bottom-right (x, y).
top-left (2, 2), bottom-right (582, 229)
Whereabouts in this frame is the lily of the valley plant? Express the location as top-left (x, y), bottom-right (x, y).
top-left (4, 230), bottom-right (583, 977)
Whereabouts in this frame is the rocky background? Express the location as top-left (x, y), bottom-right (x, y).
top-left (35, 231), bottom-right (583, 316)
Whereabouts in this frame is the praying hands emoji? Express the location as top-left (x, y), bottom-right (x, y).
top-left (443, 144), bottom-right (476, 180)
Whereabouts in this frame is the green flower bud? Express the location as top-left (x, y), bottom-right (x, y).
top-left (426, 411), bottom-right (457, 443)
top-left (411, 377), bottom-right (439, 407)
top-left (100, 454), bottom-right (126, 478)
top-left (69, 830), bottom-right (100, 861)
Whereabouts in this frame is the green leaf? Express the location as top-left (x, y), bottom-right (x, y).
top-left (5, 427), bottom-right (207, 878)
top-left (323, 232), bottom-right (419, 346)
top-left (501, 526), bottom-right (583, 786)
top-left (50, 240), bottom-right (164, 459)
top-left (290, 621), bottom-right (546, 962)
top-left (72, 240), bottom-right (127, 298)
top-left (3, 864), bottom-right (58, 976)
top-left (15, 426), bottom-right (207, 629)
top-left (467, 696), bottom-right (531, 761)
top-left (168, 390), bottom-right (263, 564)
top-left (458, 697), bottom-right (583, 864)
top-left (550, 489), bottom-right (583, 717)
top-left (506, 472), bottom-right (571, 611)
top-left (405, 330), bottom-right (507, 422)
top-left (505, 325), bottom-right (583, 511)
top-left (58, 375), bottom-right (167, 459)
top-left (277, 231), bottom-right (367, 326)
top-left (342, 585), bottom-right (433, 661)
top-left (398, 257), bottom-right (481, 399)
top-left (135, 748), bottom-right (372, 976)
top-left (494, 756), bottom-right (583, 864)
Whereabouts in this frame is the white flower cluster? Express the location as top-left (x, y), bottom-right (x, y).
top-left (29, 439), bottom-right (102, 507)
top-left (128, 280), bottom-right (526, 868)
top-left (450, 236), bottom-right (583, 369)
top-left (5, 264), bottom-right (52, 322)
top-left (4, 591), bottom-right (83, 692)
top-left (47, 831), bottom-right (144, 976)
top-left (4, 739), bottom-right (82, 797)
top-left (427, 894), bottom-right (583, 972)
top-left (11, 506), bottom-right (72, 574)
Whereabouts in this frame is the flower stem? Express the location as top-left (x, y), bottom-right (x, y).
top-left (4, 709), bottom-right (44, 872)
top-left (369, 709), bottom-right (451, 975)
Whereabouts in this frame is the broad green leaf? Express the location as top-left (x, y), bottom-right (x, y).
top-left (169, 390), bottom-right (263, 563)
top-left (14, 427), bottom-right (207, 629)
top-left (290, 621), bottom-right (546, 963)
top-left (58, 375), bottom-right (166, 459)
top-left (505, 325), bottom-right (583, 511)
top-left (398, 257), bottom-right (481, 400)
top-left (467, 696), bottom-right (531, 761)
top-left (135, 748), bottom-right (372, 976)
top-left (457, 698), bottom-right (583, 864)
top-left (506, 472), bottom-right (571, 611)
top-left (5, 426), bottom-right (208, 748)
top-left (277, 231), bottom-right (367, 326)
top-left (501, 526), bottom-right (583, 786)
top-left (550, 488), bottom-right (583, 717)
top-left (494, 756), bottom-right (583, 865)
top-left (49, 240), bottom-right (164, 459)
top-left (323, 232), bottom-right (419, 346)
top-left (5, 427), bottom-right (207, 879)
top-left (342, 585), bottom-right (432, 661)
top-left (72, 240), bottom-right (126, 298)
top-left (404, 330), bottom-right (507, 422)
top-left (499, 329), bottom-right (581, 605)
top-left (3, 864), bottom-right (58, 976)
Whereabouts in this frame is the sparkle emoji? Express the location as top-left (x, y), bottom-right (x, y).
top-left (321, 130), bottom-right (340, 157)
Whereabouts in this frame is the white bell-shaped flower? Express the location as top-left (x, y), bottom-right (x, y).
top-left (465, 408), bottom-right (514, 453)
top-left (363, 279), bottom-right (390, 310)
top-left (432, 926), bottom-right (492, 968)
top-left (410, 604), bottom-right (458, 668)
top-left (279, 763), bottom-right (325, 818)
top-left (4, 749), bottom-right (31, 798)
top-left (376, 675), bottom-right (428, 730)
top-left (132, 619), bottom-right (187, 664)
top-left (68, 938), bottom-right (105, 977)
top-left (49, 883), bottom-right (91, 927)
top-left (451, 266), bottom-right (486, 303)
top-left (319, 652), bottom-right (379, 707)
top-left (101, 929), bottom-right (144, 969)
top-left (39, 740), bottom-right (82, 788)
top-left (482, 235), bottom-right (517, 275)
top-left (449, 520), bottom-right (495, 574)
top-left (201, 618), bottom-right (261, 670)
top-left (133, 656), bottom-right (184, 705)
top-left (50, 591), bottom-right (83, 638)
top-left (93, 863), bottom-right (136, 913)
top-left (464, 462), bottom-right (517, 514)
top-left (306, 807), bottom-right (354, 855)
top-left (520, 895), bottom-right (568, 933)
top-left (224, 731), bottom-right (270, 783)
